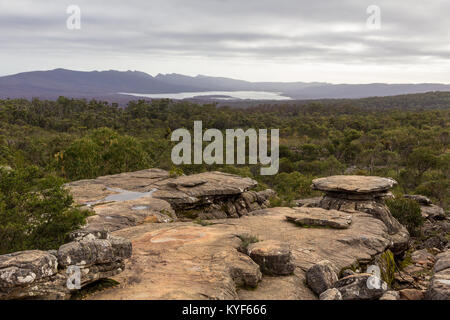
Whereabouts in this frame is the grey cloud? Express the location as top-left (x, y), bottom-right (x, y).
top-left (0, 0), bottom-right (449, 79)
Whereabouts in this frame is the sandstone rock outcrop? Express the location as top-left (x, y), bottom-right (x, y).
top-left (52, 172), bottom-right (420, 300)
top-left (247, 240), bottom-right (295, 276)
top-left (66, 169), bottom-right (274, 232)
top-left (0, 232), bottom-right (131, 300)
top-left (286, 207), bottom-right (352, 229)
top-left (426, 250), bottom-right (450, 300)
top-left (305, 260), bottom-right (339, 295)
top-left (85, 206), bottom-right (403, 300)
top-left (312, 175), bottom-right (409, 255)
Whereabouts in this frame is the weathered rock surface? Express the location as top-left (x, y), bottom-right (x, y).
top-left (420, 205), bottom-right (446, 220)
top-left (426, 250), bottom-right (450, 300)
top-left (0, 233), bottom-right (131, 300)
top-left (213, 250), bottom-right (262, 288)
top-left (312, 175), bottom-right (409, 255)
top-left (305, 260), bottom-right (339, 295)
top-left (86, 206), bottom-right (401, 300)
top-left (292, 197), bottom-right (322, 208)
top-left (411, 249), bottom-right (436, 268)
top-left (319, 288), bottom-right (342, 300)
top-left (379, 290), bottom-right (400, 300)
top-left (404, 195), bottom-right (432, 205)
top-left (311, 175), bottom-right (397, 195)
top-left (66, 169), bottom-right (273, 232)
top-left (247, 240), bottom-right (294, 275)
top-left (334, 273), bottom-right (387, 300)
top-left (399, 288), bottom-right (425, 300)
top-left (286, 207), bottom-right (352, 229)
top-left (0, 251), bottom-right (58, 293)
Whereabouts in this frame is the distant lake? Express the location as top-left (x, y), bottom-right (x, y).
top-left (120, 91), bottom-right (292, 100)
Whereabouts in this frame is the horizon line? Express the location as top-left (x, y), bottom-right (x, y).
top-left (1, 68), bottom-right (450, 86)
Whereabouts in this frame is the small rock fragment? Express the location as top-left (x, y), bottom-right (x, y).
top-left (306, 260), bottom-right (339, 295)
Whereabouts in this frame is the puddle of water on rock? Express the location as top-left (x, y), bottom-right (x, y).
top-left (85, 187), bottom-right (157, 206)
top-left (132, 205), bottom-right (149, 210)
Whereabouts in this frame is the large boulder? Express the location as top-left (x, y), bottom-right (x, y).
top-left (247, 240), bottom-right (295, 276)
top-left (213, 250), bottom-right (262, 288)
top-left (305, 260), bottom-right (339, 295)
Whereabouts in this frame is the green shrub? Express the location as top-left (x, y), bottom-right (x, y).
top-left (194, 218), bottom-right (214, 226)
top-left (57, 128), bottom-right (152, 180)
top-left (237, 234), bottom-right (259, 252)
top-left (0, 166), bottom-right (90, 254)
top-left (386, 197), bottom-right (423, 236)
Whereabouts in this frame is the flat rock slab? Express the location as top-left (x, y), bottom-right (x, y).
top-left (66, 169), bottom-right (257, 207)
top-left (311, 175), bottom-right (397, 194)
top-left (66, 169), bottom-right (261, 231)
top-left (286, 207), bottom-right (352, 229)
top-left (87, 207), bottom-right (395, 300)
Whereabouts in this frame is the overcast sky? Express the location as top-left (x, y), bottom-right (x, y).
top-left (1, 0), bottom-right (449, 83)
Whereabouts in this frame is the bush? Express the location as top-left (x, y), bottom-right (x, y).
top-left (57, 128), bottom-right (152, 180)
top-left (0, 166), bottom-right (90, 254)
top-left (386, 197), bottom-right (423, 236)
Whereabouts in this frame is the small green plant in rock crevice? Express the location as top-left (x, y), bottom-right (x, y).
top-left (194, 218), bottom-right (214, 226)
top-left (236, 234), bottom-right (260, 253)
top-left (375, 250), bottom-right (397, 287)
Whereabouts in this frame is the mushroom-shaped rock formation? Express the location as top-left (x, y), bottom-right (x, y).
top-left (311, 175), bottom-right (397, 198)
top-left (311, 175), bottom-right (409, 255)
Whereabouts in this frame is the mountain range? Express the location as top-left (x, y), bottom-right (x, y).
top-left (1, 68), bottom-right (450, 101)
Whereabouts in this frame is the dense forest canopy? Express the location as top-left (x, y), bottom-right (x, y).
top-left (0, 94), bottom-right (449, 212)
